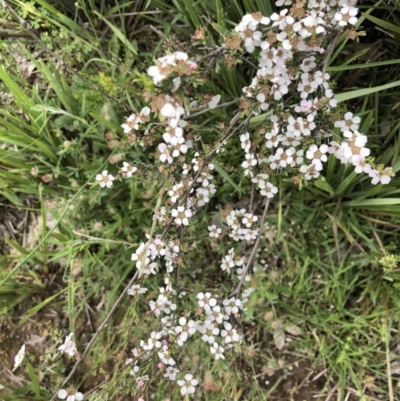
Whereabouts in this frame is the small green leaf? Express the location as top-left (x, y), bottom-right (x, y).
top-left (314, 177), bottom-right (334, 194)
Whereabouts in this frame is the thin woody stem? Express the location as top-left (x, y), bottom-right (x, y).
top-left (49, 183), bottom-right (168, 400)
top-left (186, 100), bottom-right (239, 120)
top-left (160, 109), bottom-right (243, 240)
top-left (230, 198), bottom-right (270, 297)
top-left (49, 270), bottom-right (140, 401)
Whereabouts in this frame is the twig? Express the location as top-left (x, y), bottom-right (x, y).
top-left (84, 352), bottom-right (145, 396)
top-left (84, 304), bottom-right (95, 333)
top-left (186, 99), bottom-right (239, 120)
top-left (230, 198), bottom-right (270, 297)
top-left (72, 230), bottom-right (136, 246)
top-left (322, 383), bottom-right (337, 401)
top-left (149, 24), bottom-right (167, 39)
top-left (0, 0), bottom-right (133, 112)
top-left (160, 110), bottom-right (243, 241)
top-left (50, 183), bottom-right (168, 399)
top-left (49, 270), bottom-right (140, 400)
top-left (322, 27), bottom-right (343, 74)
top-left (196, 45), bottom-right (226, 64)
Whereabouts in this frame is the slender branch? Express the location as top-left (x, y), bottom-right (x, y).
top-left (195, 45), bottom-right (226, 64)
top-left (322, 27), bottom-right (343, 74)
top-left (186, 99), bottom-right (239, 120)
top-left (230, 198), bottom-right (270, 297)
top-left (160, 110), bottom-right (243, 240)
top-left (49, 183), bottom-right (168, 400)
top-left (72, 230), bottom-right (136, 246)
top-left (49, 269), bottom-right (140, 401)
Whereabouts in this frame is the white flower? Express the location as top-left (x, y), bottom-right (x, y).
top-left (140, 331), bottom-right (162, 351)
top-left (197, 292), bottom-right (217, 311)
top-left (269, 147), bottom-right (296, 169)
top-left (121, 113), bottom-right (139, 132)
top-left (171, 206), bottom-right (192, 226)
top-left (127, 285), bottom-right (148, 296)
top-left (58, 333), bottom-right (77, 357)
top-left (369, 168), bottom-right (392, 185)
top-left (208, 225), bottom-right (222, 238)
top-left (147, 65), bottom-right (165, 84)
top-left (240, 132), bottom-right (251, 152)
top-left (300, 164), bottom-right (321, 180)
top-left (205, 305), bottom-right (224, 324)
top-left (177, 373), bottom-right (198, 395)
top-left (158, 143), bottom-right (173, 164)
top-left (210, 343), bottom-right (225, 360)
top-left (163, 126), bottom-right (184, 146)
top-left (221, 322), bottom-right (240, 344)
top-left (164, 366), bottom-right (179, 381)
top-left (13, 344), bottom-right (25, 370)
top-left (223, 297), bottom-right (243, 315)
top-left (129, 361), bottom-right (140, 376)
top-left (57, 389), bottom-right (84, 401)
top-left (95, 170), bottom-right (115, 188)
top-left (260, 182), bottom-right (278, 198)
top-left (265, 131), bottom-right (281, 148)
top-left (121, 162), bottom-right (137, 178)
top-left (208, 94), bottom-right (221, 109)
top-left (200, 322), bottom-right (220, 344)
top-left (334, 112), bottom-right (361, 132)
top-left (160, 102), bottom-right (176, 117)
top-left (175, 317), bottom-right (196, 344)
top-left (158, 349), bottom-right (176, 366)
top-left (334, 5), bottom-right (358, 27)
top-left (306, 144), bottom-right (329, 166)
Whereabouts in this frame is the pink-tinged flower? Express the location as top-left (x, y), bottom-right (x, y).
top-left (352, 156), bottom-right (372, 174)
top-left (158, 143), bottom-right (173, 164)
top-left (300, 164), bottom-right (322, 180)
top-left (295, 99), bottom-right (313, 113)
top-left (369, 168), bottom-right (393, 185)
top-left (164, 366), bottom-right (179, 381)
top-left (121, 162), bottom-right (137, 178)
top-left (58, 333), bottom-right (77, 357)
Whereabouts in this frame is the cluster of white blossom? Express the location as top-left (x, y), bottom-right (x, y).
top-left (226, 209), bottom-right (259, 241)
top-left (88, 1), bottom-right (396, 399)
top-left (131, 237), bottom-right (181, 275)
top-left (147, 51), bottom-right (198, 85)
top-left (234, 4), bottom-right (393, 186)
top-left (126, 285), bottom-right (252, 396)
